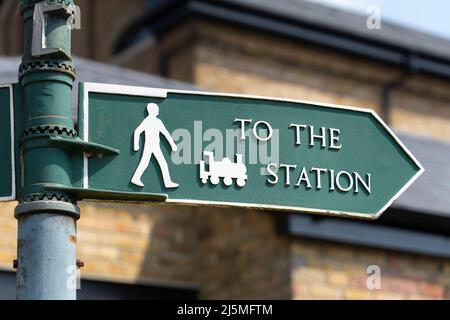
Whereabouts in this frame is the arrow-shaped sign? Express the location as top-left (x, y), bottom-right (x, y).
top-left (74, 82), bottom-right (423, 219)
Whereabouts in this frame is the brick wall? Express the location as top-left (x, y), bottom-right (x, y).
top-left (0, 202), bottom-right (16, 271)
top-left (127, 18), bottom-right (450, 144)
top-left (2, 201), bottom-right (450, 299)
top-left (0, 200), bottom-right (292, 298)
top-left (194, 20), bottom-right (450, 143)
top-left (196, 208), bottom-right (291, 299)
top-left (0, 202), bottom-right (291, 298)
top-left (0, 202), bottom-right (200, 289)
top-left (77, 202), bottom-right (201, 288)
top-left (291, 238), bottom-right (450, 300)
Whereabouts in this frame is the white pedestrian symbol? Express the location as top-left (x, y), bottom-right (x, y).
top-left (199, 151), bottom-right (248, 187)
top-left (131, 103), bottom-right (179, 189)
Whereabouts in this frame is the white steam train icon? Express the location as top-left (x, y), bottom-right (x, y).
top-left (199, 151), bottom-right (248, 187)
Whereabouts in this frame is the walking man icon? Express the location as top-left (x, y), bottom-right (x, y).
top-left (131, 103), bottom-right (179, 188)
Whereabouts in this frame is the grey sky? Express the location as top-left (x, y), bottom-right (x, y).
top-left (306, 0), bottom-right (450, 40)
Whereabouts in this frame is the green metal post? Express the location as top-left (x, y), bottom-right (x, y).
top-left (15, 0), bottom-right (79, 300)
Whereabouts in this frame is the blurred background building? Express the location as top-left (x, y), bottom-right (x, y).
top-left (0, 0), bottom-right (449, 299)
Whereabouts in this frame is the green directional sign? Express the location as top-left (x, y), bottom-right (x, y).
top-left (75, 82), bottom-right (423, 219)
top-left (0, 85), bottom-right (15, 201)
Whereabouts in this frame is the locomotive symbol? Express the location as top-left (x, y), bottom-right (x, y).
top-left (199, 151), bottom-right (248, 187)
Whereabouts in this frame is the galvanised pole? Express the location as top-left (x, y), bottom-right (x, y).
top-left (15, 0), bottom-right (79, 300)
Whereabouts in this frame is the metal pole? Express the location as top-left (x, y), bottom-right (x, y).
top-left (15, 0), bottom-right (79, 300)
